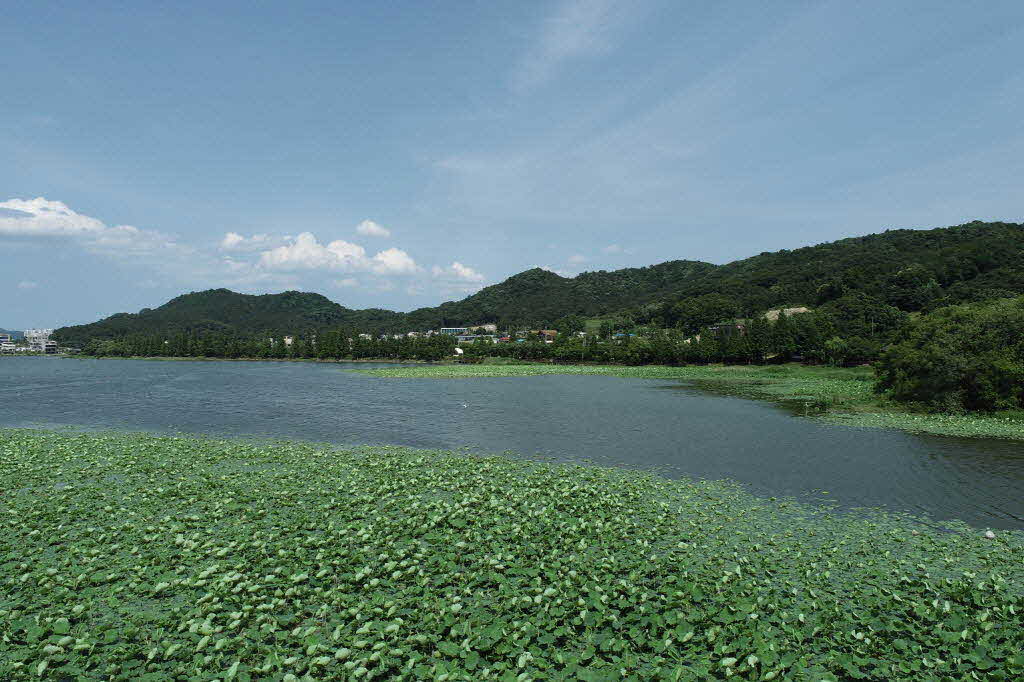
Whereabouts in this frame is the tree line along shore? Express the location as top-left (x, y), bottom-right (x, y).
top-left (70, 296), bottom-right (1024, 435)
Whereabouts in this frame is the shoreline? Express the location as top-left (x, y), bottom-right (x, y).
top-left (356, 363), bottom-right (1024, 441)
top-left (59, 355), bottom-right (437, 364)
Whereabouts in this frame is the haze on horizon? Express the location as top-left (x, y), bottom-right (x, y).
top-left (3, 1), bottom-right (1023, 329)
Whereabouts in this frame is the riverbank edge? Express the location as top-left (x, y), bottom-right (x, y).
top-left (57, 355), bottom-right (435, 364)
top-left (355, 363), bottom-right (1024, 441)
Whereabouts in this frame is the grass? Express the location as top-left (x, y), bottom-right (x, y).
top-left (2, 430), bottom-right (1023, 680)
top-left (355, 363), bottom-right (1024, 441)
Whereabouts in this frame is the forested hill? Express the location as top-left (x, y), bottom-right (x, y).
top-left (401, 259), bottom-right (718, 329)
top-left (52, 260), bottom-right (716, 345)
top-left (54, 220), bottom-right (1024, 345)
top-left (53, 290), bottom-right (404, 348)
top-left (633, 220), bottom-right (1024, 329)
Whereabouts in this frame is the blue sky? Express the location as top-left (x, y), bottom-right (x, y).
top-left (3, 1), bottom-right (1023, 328)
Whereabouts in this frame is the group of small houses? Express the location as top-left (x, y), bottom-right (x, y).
top-left (266, 307), bottom-right (811, 355)
top-left (265, 325), bottom-right (559, 349)
top-left (0, 329), bottom-right (58, 355)
top-left (688, 307), bottom-right (811, 343)
top-left (378, 325), bottom-right (559, 345)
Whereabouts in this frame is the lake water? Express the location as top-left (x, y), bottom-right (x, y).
top-left (1, 357), bottom-right (1022, 529)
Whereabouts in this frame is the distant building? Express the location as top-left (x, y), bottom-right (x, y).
top-left (28, 339), bottom-right (58, 354)
top-left (764, 307), bottom-right (811, 321)
top-left (0, 342), bottom-right (16, 354)
top-left (0, 333), bottom-right (11, 344)
top-left (469, 323), bottom-right (498, 333)
top-left (24, 329), bottom-right (54, 345)
top-left (707, 321), bottom-right (746, 338)
top-left (440, 327), bottom-right (468, 335)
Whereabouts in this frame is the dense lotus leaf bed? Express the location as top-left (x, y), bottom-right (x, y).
top-left (1, 430), bottom-right (1023, 681)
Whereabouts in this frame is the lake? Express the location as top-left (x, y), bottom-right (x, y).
top-left (1, 356), bottom-right (1022, 529)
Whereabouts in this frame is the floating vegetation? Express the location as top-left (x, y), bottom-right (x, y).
top-left (819, 411), bottom-right (1024, 440)
top-left (356, 364), bottom-right (1024, 441)
top-left (2, 430), bottom-right (1022, 680)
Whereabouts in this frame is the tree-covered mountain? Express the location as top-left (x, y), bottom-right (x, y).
top-left (0, 329), bottom-right (24, 340)
top-left (633, 220), bottom-right (1024, 331)
top-left (53, 290), bottom-right (403, 348)
top-left (54, 220), bottom-right (1024, 346)
top-left (53, 260), bottom-right (718, 344)
top-left (400, 260), bottom-right (718, 330)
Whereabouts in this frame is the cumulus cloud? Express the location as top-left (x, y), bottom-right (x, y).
top-left (220, 232), bottom-right (282, 252)
top-left (0, 197), bottom-right (189, 261)
top-left (17, 280), bottom-right (38, 289)
top-left (257, 232), bottom-right (419, 275)
top-left (355, 220), bottom-right (391, 238)
top-left (0, 197), bottom-right (106, 237)
top-left (568, 253), bottom-right (587, 264)
top-left (431, 261), bottom-right (485, 283)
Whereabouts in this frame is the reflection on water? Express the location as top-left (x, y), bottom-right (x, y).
top-left (1, 357), bottom-right (1022, 529)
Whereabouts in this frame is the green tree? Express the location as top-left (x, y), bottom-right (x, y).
top-left (874, 297), bottom-right (1024, 413)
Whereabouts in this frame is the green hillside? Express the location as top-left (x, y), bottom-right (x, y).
top-left (53, 290), bottom-right (403, 348)
top-left (633, 220), bottom-right (1024, 331)
top-left (54, 221), bottom-right (1024, 345)
top-left (401, 259), bottom-right (718, 329)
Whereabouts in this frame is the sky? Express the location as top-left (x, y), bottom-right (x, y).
top-left (3, 1), bottom-right (1023, 328)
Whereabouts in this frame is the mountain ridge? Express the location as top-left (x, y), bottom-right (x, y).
top-left (53, 220), bottom-right (1024, 346)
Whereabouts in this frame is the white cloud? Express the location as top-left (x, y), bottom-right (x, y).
top-left (257, 232), bottom-right (419, 275)
top-left (220, 232), bottom-right (280, 252)
top-left (371, 247), bottom-right (419, 274)
top-left (258, 233), bottom-right (365, 271)
top-left (0, 198), bottom-right (105, 236)
top-left (602, 244), bottom-right (623, 254)
top-left (355, 220), bottom-right (391, 238)
top-left (0, 197), bottom-right (189, 261)
top-left (221, 232), bottom-right (245, 249)
top-left (431, 261), bottom-right (485, 283)
top-left (568, 253), bottom-right (587, 264)
top-left (17, 280), bottom-right (38, 289)
top-left (334, 278), bottom-right (359, 288)
top-left (512, 0), bottom-right (646, 94)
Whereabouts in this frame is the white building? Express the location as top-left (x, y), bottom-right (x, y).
top-left (23, 329), bottom-right (57, 353)
top-left (25, 328), bottom-right (54, 345)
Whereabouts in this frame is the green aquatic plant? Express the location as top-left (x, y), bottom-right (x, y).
top-left (1, 430), bottom-right (1022, 680)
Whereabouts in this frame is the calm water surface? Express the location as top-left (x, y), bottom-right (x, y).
top-left (2, 357), bottom-right (1022, 529)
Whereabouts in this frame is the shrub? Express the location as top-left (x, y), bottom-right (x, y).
top-left (874, 297), bottom-right (1024, 412)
